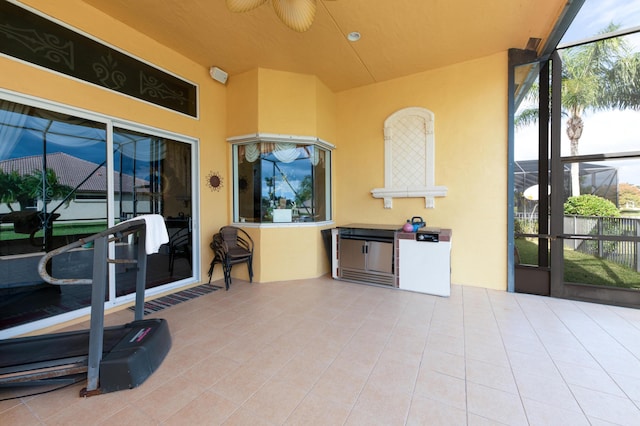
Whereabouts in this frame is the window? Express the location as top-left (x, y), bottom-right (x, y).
top-left (229, 134), bottom-right (333, 224)
top-left (0, 93), bottom-right (197, 333)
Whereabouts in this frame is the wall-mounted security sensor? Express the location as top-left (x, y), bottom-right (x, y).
top-left (209, 66), bottom-right (228, 84)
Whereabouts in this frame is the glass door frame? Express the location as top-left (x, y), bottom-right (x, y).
top-left (509, 49), bottom-right (552, 296)
top-left (510, 51), bottom-right (640, 308)
top-left (549, 53), bottom-right (640, 307)
top-left (0, 88), bottom-right (200, 338)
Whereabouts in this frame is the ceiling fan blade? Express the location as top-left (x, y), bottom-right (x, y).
top-left (226, 0), bottom-right (268, 13)
top-left (272, 0), bottom-right (317, 32)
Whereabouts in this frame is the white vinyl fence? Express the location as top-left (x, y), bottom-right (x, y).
top-left (564, 216), bottom-right (640, 272)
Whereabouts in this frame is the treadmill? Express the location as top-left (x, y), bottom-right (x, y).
top-left (0, 217), bottom-right (172, 397)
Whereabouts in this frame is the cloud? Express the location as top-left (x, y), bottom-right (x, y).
top-left (562, 0), bottom-right (640, 43)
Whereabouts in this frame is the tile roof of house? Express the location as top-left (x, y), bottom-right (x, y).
top-left (0, 152), bottom-right (148, 193)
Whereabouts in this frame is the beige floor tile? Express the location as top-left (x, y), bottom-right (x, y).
top-left (7, 277), bottom-right (640, 425)
top-left (213, 333), bottom-right (269, 364)
top-left (413, 370), bottom-right (466, 410)
top-left (284, 392), bottom-right (352, 426)
top-left (429, 318), bottom-right (465, 339)
top-left (97, 404), bottom-right (159, 426)
top-left (158, 340), bottom-right (214, 378)
top-left (556, 360), bottom-right (625, 396)
top-left (209, 364), bottom-right (272, 406)
top-left (134, 374), bottom-right (205, 422)
top-left (0, 403), bottom-right (43, 426)
top-left (241, 343), bottom-right (299, 378)
top-left (507, 347), bottom-right (560, 376)
top-left (611, 372), bottom-right (640, 401)
top-left (406, 394), bottom-right (467, 426)
top-left (467, 382), bottom-right (528, 425)
top-left (425, 331), bottom-right (465, 357)
top-left (522, 397), bottom-right (590, 426)
top-left (41, 390), bottom-right (129, 426)
top-left (366, 357), bottom-right (420, 395)
top-left (385, 325), bottom-right (429, 358)
top-left (347, 385), bottom-right (412, 426)
top-left (163, 389), bottom-right (239, 425)
top-left (240, 378), bottom-right (309, 424)
top-left (299, 326), bottom-right (357, 360)
top-left (546, 344), bottom-right (604, 369)
top-left (221, 406), bottom-right (276, 426)
top-left (500, 330), bottom-right (547, 355)
top-left (179, 353), bottom-right (242, 390)
top-left (464, 339), bottom-right (510, 367)
top-left (271, 353), bottom-right (331, 391)
top-left (421, 348), bottom-right (466, 379)
top-left (310, 361), bottom-right (369, 406)
top-left (592, 351), bottom-right (640, 379)
top-left (22, 382), bottom-right (86, 420)
top-left (332, 346), bottom-right (379, 376)
top-left (0, 392), bottom-right (23, 413)
top-left (512, 368), bottom-right (582, 412)
top-left (571, 384), bottom-right (640, 426)
top-left (466, 358), bottom-right (518, 394)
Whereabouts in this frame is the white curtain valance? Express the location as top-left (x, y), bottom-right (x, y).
top-left (271, 142), bottom-right (299, 163)
top-left (242, 142), bottom-right (300, 163)
top-left (244, 143), bottom-right (260, 162)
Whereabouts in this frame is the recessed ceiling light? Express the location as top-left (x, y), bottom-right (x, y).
top-left (347, 32), bottom-right (361, 42)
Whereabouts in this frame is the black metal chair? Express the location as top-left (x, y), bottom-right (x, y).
top-left (208, 226), bottom-right (253, 290)
top-left (168, 227), bottom-right (191, 276)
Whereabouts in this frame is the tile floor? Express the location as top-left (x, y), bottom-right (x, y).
top-left (2, 276), bottom-right (640, 425)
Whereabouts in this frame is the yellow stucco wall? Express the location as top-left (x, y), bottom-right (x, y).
top-left (2, 1), bottom-right (508, 291)
top-left (335, 53), bottom-right (508, 290)
top-left (225, 68), bottom-right (336, 282)
top-left (1, 0), bottom-right (230, 283)
top-left (226, 69), bottom-right (259, 137)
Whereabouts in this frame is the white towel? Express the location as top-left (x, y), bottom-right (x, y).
top-left (124, 214), bottom-right (169, 254)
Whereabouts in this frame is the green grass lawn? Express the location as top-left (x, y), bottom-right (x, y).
top-left (516, 237), bottom-right (640, 289)
top-left (0, 222), bottom-right (107, 241)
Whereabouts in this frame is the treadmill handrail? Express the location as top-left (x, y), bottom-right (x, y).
top-left (37, 218), bottom-right (147, 286)
top-left (6, 217), bottom-right (167, 396)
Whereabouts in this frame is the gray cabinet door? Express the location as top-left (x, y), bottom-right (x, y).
top-left (339, 238), bottom-right (366, 270)
top-left (366, 241), bottom-right (393, 274)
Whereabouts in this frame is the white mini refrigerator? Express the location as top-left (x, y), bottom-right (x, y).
top-left (397, 229), bottom-right (452, 296)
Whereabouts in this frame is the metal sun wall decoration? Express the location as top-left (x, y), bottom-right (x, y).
top-left (207, 171), bottom-right (223, 192)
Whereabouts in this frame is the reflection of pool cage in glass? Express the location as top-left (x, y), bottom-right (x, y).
top-left (514, 160), bottom-right (618, 214)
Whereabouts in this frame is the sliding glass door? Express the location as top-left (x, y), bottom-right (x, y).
top-left (0, 96), bottom-right (197, 332)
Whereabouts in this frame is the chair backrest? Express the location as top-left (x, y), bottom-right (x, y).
top-left (220, 226), bottom-right (238, 248)
top-left (219, 226), bottom-right (253, 253)
top-left (172, 233), bottom-right (190, 249)
top-left (170, 227), bottom-right (191, 248)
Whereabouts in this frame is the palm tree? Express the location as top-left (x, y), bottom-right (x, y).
top-left (517, 23), bottom-right (640, 196)
top-left (0, 168), bottom-right (73, 211)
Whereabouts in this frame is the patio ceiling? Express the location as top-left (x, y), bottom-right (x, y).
top-left (78, 0), bottom-right (575, 92)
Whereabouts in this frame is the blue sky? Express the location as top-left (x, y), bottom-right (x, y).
top-left (561, 0), bottom-right (640, 43)
top-left (516, 0), bottom-right (640, 186)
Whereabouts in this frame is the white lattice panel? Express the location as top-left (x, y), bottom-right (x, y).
top-left (390, 116), bottom-right (426, 187)
top-left (371, 107), bottom-right (447, 209)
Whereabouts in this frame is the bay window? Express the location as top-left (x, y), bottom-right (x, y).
top-left (229, 134), bottom-right (333, 224)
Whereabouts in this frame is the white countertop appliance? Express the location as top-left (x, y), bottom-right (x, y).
top-left (397, 229), bottom-right (451, 296)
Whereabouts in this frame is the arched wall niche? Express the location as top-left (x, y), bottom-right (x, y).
top-left (371, 107), bottom-right (448, 208)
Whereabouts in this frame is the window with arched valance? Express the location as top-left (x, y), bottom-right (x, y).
top-left (229, 134), bottom-right (333, 224)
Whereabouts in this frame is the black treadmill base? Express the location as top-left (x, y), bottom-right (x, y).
top-left (97, 318), bottom-right (172, 394)
top-left (0, 318), bottom-right (171, 397)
